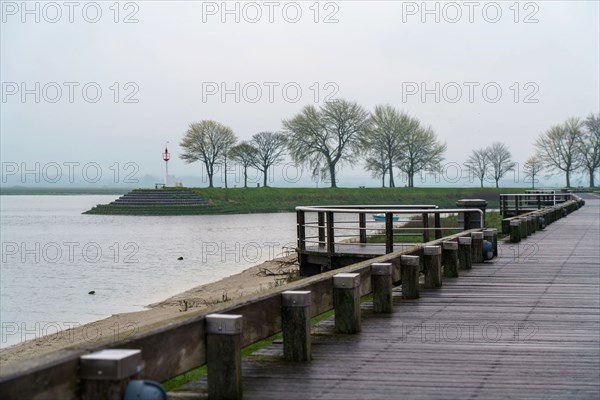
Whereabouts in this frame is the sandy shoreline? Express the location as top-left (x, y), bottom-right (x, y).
top-left (0, 255), bottom-right (299, 367)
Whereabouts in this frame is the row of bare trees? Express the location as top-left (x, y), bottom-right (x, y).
top-left (179, 103), bottom-right (598, 189)
top-left (180, 121), bottom-right (286, 188)
top-left (179, 100), bottom-right (447, 188)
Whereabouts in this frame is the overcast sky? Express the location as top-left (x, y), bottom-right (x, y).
top-left (1, 0), bottom-right (599, 187)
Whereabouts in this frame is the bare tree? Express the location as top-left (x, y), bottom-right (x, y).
top-left (465, 148), bottom-right (490, 188)
top-left (229, 142), bottom-right (257, 188)
top-left (180, 120), bottom-right (237, 188)
top-left (579, 113), bottom-right (600, 187)
top-left (395, 119), bottom-right (446, 188)
top-left (249, 132), bottom-right (287, 187)
top-left (360, 105), bottom-right (404, 187)
top-left (283, 100), bottom-right (371, 188)
top-left (364, 148), bottom-right (388, 188)
top-left (487, 142), bottom-right (516, 188)
top-left (523, 156), bottom-right (544, 189)
top-left (535, 117), bottom-right (582, 187)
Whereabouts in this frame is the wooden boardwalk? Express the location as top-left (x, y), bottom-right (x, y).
top-left (178, 194), bottom-right (600, 399)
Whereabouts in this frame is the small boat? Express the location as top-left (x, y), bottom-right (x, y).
top-left (372, 214), bottom-right (399, 222)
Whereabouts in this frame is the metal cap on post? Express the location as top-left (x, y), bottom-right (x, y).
top-left (333, 272), bottom-right (361, 289)
top-left (80, 349), bottom-right (142, 380)
top-left (206, 314), bottom-right (243, 335)
top-left (80, 349), bottom-right (143, 400)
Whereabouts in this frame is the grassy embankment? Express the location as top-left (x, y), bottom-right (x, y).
top-left (83, 187), bottom-right (525, 215)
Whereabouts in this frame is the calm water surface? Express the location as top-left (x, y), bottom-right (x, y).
top-left (0, 195), bottom-right (296, 348)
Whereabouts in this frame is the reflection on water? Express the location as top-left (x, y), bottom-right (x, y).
top-left (0, 195), bottom-right (296, 348)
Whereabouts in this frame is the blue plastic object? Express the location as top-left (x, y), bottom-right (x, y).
top-left (123, 380), bottom-right (167, 400)
top-left (483, 240), bottom-right (493, 261)
top-left (562, 207), bottom-right (568, 217)
top-left (538, 217), bottom-right (546, 230)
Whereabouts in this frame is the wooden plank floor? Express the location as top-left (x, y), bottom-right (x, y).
top-left (178, 195), bottom-right (600, 399)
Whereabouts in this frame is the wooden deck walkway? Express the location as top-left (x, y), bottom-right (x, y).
top-left (178, 194), bottom-right (600, 399)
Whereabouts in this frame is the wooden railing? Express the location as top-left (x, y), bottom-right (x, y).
top-left (500, 194), bottom-right (584, 233)
top-left (499, 192), bottom-right (572, 217)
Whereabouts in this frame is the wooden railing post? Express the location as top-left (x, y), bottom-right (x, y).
top-left (326, 211), bottom-right (335, 255)
top-left (434, 213), bottom-right (442, 239)
top-left (422, 213), bottom-right (430, 242)
top-left (281, 291), bottom-right (312, 362)
top-left (401, 255), bottom-right (420, 299)
top-left (458, 237), bottom-right (472, 270)
top-left (333, 273), bottom-right (361, 334)
top-left (471, 232), bottom-right (484, 264)
top-left (80, 349), bottom-right (142, 400)
top-left (385, 212), bottom-right (394, 253)
top-left (442, 241), bottom-right (459, 278)
top-left (423, 245), bottom-right (442, 288)
top-left (371, 263), bottom-right (393, 313)
top-left (359, 212), bottom-right (367, 243)
top-left (318, 212), bottom-right (325, 247)
top-left (206, 314), bottom-right (243, 400)
top-left (297, 210), bottom-right (306, 251)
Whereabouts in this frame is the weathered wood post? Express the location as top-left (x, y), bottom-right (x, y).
top-left (326, 211), bottom-right (335, 255)
top-left (520, 217), bottom-right (528, 239)
top-left (471, 232), bottom-right (484, 263)
top-left (333, 273), bottom-right (361, 334)
top-left (317, 212), bottom-right (325, 247)
top-left (281, 291), bottom-right (312, 362)
top-left (510, 219), bottom-right (521, 243)
top-left (385, 212), bottom-right (394, 253)
top-left (529, 214), bottom-right (537, 234)
top-left (442, 241), bottom-right (459, 278)
top-left (458, 237), bottom-right (472, 270)
top-left (80, 349), bottom-right (142, 400)
top-left (423, 245), bottom-right (442, 288)
top-left (359, 212), bottom-right (367, 243)
top-left (297, 210), bottom-right (306, 250)
top-left (434, 213), bottom-right (442, 239)
top-left (401, 255), bottom-right (420, 299)
top-left (206, 314), bottom-right (243, 400)
top-left (371, 263), bottom-right (393, 313)
top-left (483, 228), bottom-right (498, 257)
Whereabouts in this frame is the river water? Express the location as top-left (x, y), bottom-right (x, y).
top-left (0, 195), bottom-right (297, 348)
